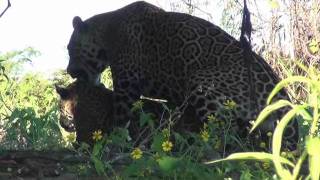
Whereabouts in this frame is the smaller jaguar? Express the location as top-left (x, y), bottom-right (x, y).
top-left (55, 80), bottom-right (203, 145)
top-left (55, 81), bottom-right (112, 144)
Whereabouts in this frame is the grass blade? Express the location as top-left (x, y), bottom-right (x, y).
top-left (250, 100), bottom-right (293, 133)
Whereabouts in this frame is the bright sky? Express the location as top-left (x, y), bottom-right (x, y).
top-left (0, 0), bottom-right (277, 77)
top-left (0, 0), bottom-right (223, 76)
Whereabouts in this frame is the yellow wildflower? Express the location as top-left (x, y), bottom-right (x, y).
top-left (262, 162), bottom-right (270, 170)
top-left (223, 99), bottom-right (237, 110)
top-left (131, 148), bottom-right (143, 160)
top-left (66, 133), bottom-right (76, 142)
top-left (200, 130), bottom-right (210, 142)
top-left (131, 100), bottom-right (144, 112)
top-left (207, 114), bottom-right (217, 123)
top-left (162, 140), bottom-right (173, 152)
top-left (92, 130), bottom-right (103, 141)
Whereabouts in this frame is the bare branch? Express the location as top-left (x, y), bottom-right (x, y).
top-left (0, 0), bottom-right (11, 18)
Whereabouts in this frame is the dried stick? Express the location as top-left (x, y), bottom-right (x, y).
top-left (0, 0), bottom-right (11, 18)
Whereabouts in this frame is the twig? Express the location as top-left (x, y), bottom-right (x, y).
top-left (0, 0), bottom-right (11, 18)
top-left (140, 95), bottom-right (167, 103)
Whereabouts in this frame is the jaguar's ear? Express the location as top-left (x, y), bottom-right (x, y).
top-left (55, 84), bottom-right (70, 99)
top-left (72, 16), bottom-right (82, 29)
top-left (72, 16), bottom-right (88, 31)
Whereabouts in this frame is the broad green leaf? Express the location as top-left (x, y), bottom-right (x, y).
top-left (307, 137), bottom-right (320, 179)
top-left (139, 112), bottom-right (154, 127)
top-left (267, 76), bottom-right (313, 104)
top-left (109, 128), bottom-right (130, 147)
top-left (157, 156), bottom-right (179, 173)
top-left (92, 140), bottom-right (103, 157)
top-left (205, 152), bottom-right (294, 167)
top-left (272, 107), bottom-right (302, 179)
top-left (309, 155), bottom-right (320, 180)
top-left (151, 133), bottom-right (165, 153)
top-left (240, 169), bottom-right (252, 180)
top-left (272, 108), bottom-right (300, 152)
top-left (250, 100), bottom-right (293, 133)
top-left (292, 151), bottom-right (308, 180)
top-left (306, 137), bottom-right (320, 155)
top-left (91, 156), bottom-right (106, 176)
top-left (123, 160), bottom-right (146, 177)
top-left (297, 107), bottom-right (313, 121)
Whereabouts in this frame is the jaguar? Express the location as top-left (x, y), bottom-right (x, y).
top-left (55, 81), bottom-right (112, 144)
top-left (55, 80), bottom-right (201, 145)
top-left (66, 1), bottom-right (298, 150)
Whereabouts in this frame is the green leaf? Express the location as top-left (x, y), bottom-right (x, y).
top-left (151, 133), bottom-right (165, 153)
top-left (306, 137), bottom-right (320, 156)
top-left (292, 150), bottom-right (308, 180)
top-left (309, 155), bottom-right (320, 180)
top-left (267, 76), bottom-right (313, 104)
top-left (157, 156), bottom-right (179, 173)
top-left (205, 152), bottom-right (294, 167)
top-left (123, 161), bottom-right (141, 177)
top-left (91, 156), bottom-right (106, 176)
top-left (306, 137), bottom-right (320, 179)
top-left (297, 107), bottom-right (313, 121)
top-left (79, 142), bottom-right (90, 151)
top-left (272, 106), bottom-right (302, 179)
top-left (250, 100), bottom-right (293, 133)
top-left (131, 100), bottom-right (144, 112)
top-left (92, 141), bottom-right (103, 157)
top-left (109, 128), bottom-right (130, 147)
top-left (240, 169), bottom-right (252, 180)
top-left (139, 112), bottom-right (154, 127)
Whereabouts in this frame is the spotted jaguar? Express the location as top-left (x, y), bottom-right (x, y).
top-left (55, 80), bottom-right (201, 145)
top-left (66, 1), bottom-right (298, 150)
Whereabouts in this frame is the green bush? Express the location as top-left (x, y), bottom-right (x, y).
top-left (0, 48), bottom-right (66, 150)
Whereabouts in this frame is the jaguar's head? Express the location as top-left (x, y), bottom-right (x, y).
top-left (55, 84), bottom-right (77, 132)
top-left (55, 80), bottom-right (114, 138)
top-left (67, 16), bottom-right (108, 85)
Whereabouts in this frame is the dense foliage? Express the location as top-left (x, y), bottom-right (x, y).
top-left (0, 48), bottom-right (68, 149)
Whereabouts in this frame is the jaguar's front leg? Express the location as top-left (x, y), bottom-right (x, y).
top-left (111, 69), bottom-right (143, 126)
top-left (113, 89), bottom-right (140, 125)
